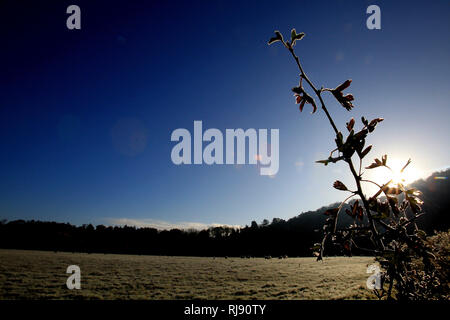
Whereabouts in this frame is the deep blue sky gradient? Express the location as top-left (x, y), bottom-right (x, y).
top-left (1, 0), bottom-right (449, 227)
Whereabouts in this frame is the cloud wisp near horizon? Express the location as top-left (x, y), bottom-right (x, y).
top-left (103, 217), bottom-right (242, 231)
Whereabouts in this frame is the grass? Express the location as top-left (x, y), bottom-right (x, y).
top-left (0, 249), bottom-right (376, 300)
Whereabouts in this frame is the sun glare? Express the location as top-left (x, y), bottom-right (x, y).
top-left (371, 158), bottom-right (423, 186)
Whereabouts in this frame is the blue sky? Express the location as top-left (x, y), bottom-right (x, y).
top-left (1, 0), bottom-right (449, 228)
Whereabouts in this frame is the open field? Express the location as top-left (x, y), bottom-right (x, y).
top-left (0, 249), bottom-right (376, 300)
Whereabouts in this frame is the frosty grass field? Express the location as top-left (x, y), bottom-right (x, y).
top-left (0, 249), bottom-right (376, 300)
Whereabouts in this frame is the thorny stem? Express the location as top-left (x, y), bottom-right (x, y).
top-left (285, 42), bottom-right (385, 250)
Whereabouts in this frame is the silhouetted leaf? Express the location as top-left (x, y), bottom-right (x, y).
top-left (333, 180), bottom-right (348, 191)
top-left (268, 37), bottom-right (280, 45)
top-left (343, 94), bottom-right (354, 101)
top-left (316, 159), bottom-right (329, 166)
top-left (405, 188), bottom-right (423, 214)
top-left (360, 145), bottom-right (372, 158)
top-left (384, 186), bottom-right (401, 195)
top-left (369, 118), bottom-right (384, 127)
top-left (351, 201), bottom-right (358, 216)
top-left (346, 117), bottom-right (355, 132)
top-left (303, 91), bottom-right (317, 113)
top-left (324, 208), bottom-right (339, 216)
top-left (366, 160), bottom-right (382, 169)
top-left (345, 202), bottom-right (364, 221)
top-left (345, 209), bottom-right (352, 218)
top-left (387, 195), bottom-right (400, 216)
top-left (357, 206), bottom-right (364, 221)
top-left (401, 158), bottom-right (411, 173)
top-left (407, 195), bottom-right (423, 214)
top-left (299, 99), bottom-right (306, 112)
top-left (382, 154), bottom-right (387, 166)
top-left (406, 188), bottom-right (422, 197)
top-left (335, 80), bottom-right (352, 92)
top-left (290, 28), bottom-right (306, 45)
top-left (367, 118), bottom-right (384, 132)
top-left (292, 86), bottom-right (303, 94)
top-left (366, 156), bottom-right (388, 169)
top-left (290, 29), bottom-right (297, 43)
top-left (293, 32), bottom-right (305, 41)
top-left (268, 30), bottom-right (284, 45)
top-left (372, 201), bottom-right (390, 220)
top-left (331, 80), bottom-right (355, 111)
top-left (361, 116), bottom-right (369, 127)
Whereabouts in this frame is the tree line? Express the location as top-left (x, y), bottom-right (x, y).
top-left (0, 169), bottom-right (448, 257)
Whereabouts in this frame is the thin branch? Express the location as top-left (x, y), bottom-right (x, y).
top-left (284, 43), bottom-right (339, 135)
top-left (350, 239), bottom-right (380, 254)
top-left (339, 193), bottom-right (357, 209)
top-left (359, 157), bottom-right (363, 177)
top-left (333, 193), bottom-right (357, 233)
top-left (282, 39), bottom-right (385, 251)
top-left (347, 159), bottom-right (385, 250)
top-left (361, 179), bottom-right (383, 189)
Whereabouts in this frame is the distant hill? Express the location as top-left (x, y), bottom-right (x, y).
top-left (0, 169), bottom-right (448, 257)
top-left (284, 168), bottom-right (450, 233)
top-left (407, 169), bottom-right (450, 232)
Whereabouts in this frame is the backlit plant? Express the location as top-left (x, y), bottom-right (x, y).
top-left (268, 29), bottom-right (448, 300)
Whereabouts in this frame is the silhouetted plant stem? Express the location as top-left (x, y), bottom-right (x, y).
top-left (361, 179), bottom-right (383, 189)
top-left (270, 29), bottom-right (445, 300)
top-left (285, 43), bottom-right (384, 250)
top-left (286, 46), bottom-right (339, 135)
top-left (348, 158), bottom-right (385, 250)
